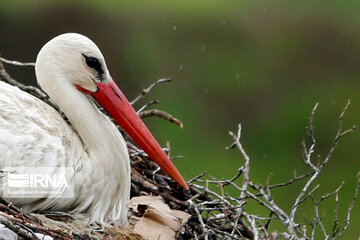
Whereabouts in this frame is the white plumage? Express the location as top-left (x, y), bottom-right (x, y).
top-left (0, 33), bottom-right (131, 226)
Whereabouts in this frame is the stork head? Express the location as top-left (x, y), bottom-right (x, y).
top-left (35, 33), bottom-right (189, 190)
top-left (36, 33), bottom-right (112, 93)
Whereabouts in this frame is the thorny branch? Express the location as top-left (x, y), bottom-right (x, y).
top-left (0, 56), bottom-right (359, 240)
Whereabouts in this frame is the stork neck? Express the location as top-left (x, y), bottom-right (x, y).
top-left (42, 80), bottom-right (131, 225)
top-left (47, 81), bottom-right (127, 161)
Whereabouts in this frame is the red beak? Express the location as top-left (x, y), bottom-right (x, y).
top-left (76, 81), bottom-right (188, 190)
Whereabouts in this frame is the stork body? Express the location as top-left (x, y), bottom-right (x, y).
top-left (0, 33), bottom-right (187, 225)
top-left (0, 79), bottom-right (129, 225)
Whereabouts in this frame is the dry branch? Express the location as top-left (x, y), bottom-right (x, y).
top-left (130, 78), bottom-right (173, 105)
top-left (139, 109), bottom-right (184, 128)
top-left (0, 56), bottom-right (35, 66)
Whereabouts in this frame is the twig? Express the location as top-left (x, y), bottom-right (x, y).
top-left (308, 182), bottom-right (345, 239)
top-left (0, 215), bottom-right (38, 240)
top-left (188, 172), bottom-right (207, 183)
top-left (301, 103), bottom-right (318, 170)
top-left (227, 124), bottom-right (250, 201)
top-left (332, 191), bottom-right (340, 238)
top-left (187, 200), bottom-right (208, 240)
top-left (290, 101), bottom-right (355, 222)
top-left (332, 173), bottom-right (360, 239)
top-left (268, 171), bottom-right (315, 190)
top-left (139, 109), bottom-right (184, 128)
top-left (130, 78), bottom-right (172, 105)
top-left (136, 100), bottom-right (159, 114)
top-left (0, 56), bottom-right (35, 66)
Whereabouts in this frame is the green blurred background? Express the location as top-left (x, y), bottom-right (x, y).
top-left (1, 0), bottom-right (359, 238)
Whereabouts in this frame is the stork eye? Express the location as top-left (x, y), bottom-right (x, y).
top-left (82, 54), bottom-right (104, 77)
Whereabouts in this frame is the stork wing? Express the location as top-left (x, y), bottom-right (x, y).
top-left (0, 81), bottom-right (86, 168)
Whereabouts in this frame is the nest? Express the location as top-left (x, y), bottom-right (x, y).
top-left (0, 60), bottom-right (249, 240)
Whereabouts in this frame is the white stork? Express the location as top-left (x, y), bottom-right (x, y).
top-left (0, 33), bottom-right (188, 226)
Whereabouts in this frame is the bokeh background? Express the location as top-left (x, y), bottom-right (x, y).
top-left (1, 0), bottom-right (359, 238)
